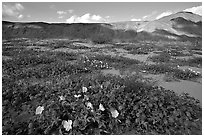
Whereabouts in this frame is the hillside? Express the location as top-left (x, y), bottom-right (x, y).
top-left (2, 11), bottom-right (202, 42)
top-left (110, 21), bottom-right (149, 31)
top-left (137, 12), bottom-right (202, 37)
top-left (2, 21), bottom-right (138, 41)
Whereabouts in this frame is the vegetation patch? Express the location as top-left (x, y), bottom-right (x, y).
top-left (2, 38), bottom-right (202, 135)
top-left (149, 52), bottom-right (171, 63)
top-left (142, 64), bottom-right (201, 80)
top-left (2, 74), bottom-right (202, 135)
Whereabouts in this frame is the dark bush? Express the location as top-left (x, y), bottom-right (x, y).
top-left (149, 52), bottom-right (171, 63)
top-left (91, 34), bottom-right (113, 44)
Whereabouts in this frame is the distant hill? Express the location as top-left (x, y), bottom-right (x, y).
top-left (110, 21), bottom-right (149, 31)
top-left (2, 11), bottom-right (202, 42)
top-left (137, 12), bottom-right (202, 38)
top-left (2, 21), bottom-right (138, 41)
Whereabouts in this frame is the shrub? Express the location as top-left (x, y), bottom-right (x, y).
top-left (173, 69), bottom-right (201, 80)
top-left (143, 64), bottom-right (174, 74)
top-left (91, 34), bottom-right (113, 44)
top-left (149, 52), bottom-right (171, 63)
top-left (187, 57), bottom-right (202, 67)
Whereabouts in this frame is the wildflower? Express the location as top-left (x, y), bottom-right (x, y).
top-left (110, 108), bottom-right (119, 118)
top-left (35, 106), bottom-right (44, 115)
top-left (74, 94), bottom-right (81, 98)
top-left (62, 120), bottom-right (72, 131)
top-left (86, 102), bottom-right (93, 110)
top-left (84, 95), bottom-right (89, 101)
top-left (99, 103), bottom-right (105, 111)
top-left (59, 95), bottom-right (65, 101)
top-left (82, 86), bottom-right (88, 93)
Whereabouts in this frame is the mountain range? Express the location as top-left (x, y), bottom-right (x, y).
top-left (2, 11), bottom-right (202, 41)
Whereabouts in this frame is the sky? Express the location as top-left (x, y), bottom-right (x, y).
top-left (2, 2), bottom-right (202, 23)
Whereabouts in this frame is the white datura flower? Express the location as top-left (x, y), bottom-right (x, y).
top-left (35, 106), bottom-right (44, 115)
top-left (82, 86), bottom-right (88, 93)
top-left (84, 95), bottom-right (89, 101)
top-left (59, 95), bottom-right (65, 101)
top-left (62, 120), bottom-right (72, 131)
top-left (110, 108), bottom-right (119, 118)
top-left (74, 94), bottom-right (81, 98)
top-left (86, 102), bottom-right (93, 110)
top-left (99, 103), bottom-right (105, 111)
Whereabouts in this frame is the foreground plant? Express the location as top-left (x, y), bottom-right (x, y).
top-left (3, 73), bottom-right (201, 135)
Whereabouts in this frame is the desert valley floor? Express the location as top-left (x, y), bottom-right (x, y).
top-left (2, 38), bottom-right (202, 134)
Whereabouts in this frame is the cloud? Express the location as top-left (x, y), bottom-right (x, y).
top-left (49, 4), bottom-right (56, 9)
top-left (15, 3), bottom-right (24, 11)
top-left (57, 10), bottom-right (74, 19)
top-left (2, 3), bottom-right (24, 19)
top-left (57, 11), bottom-right (67, 19)
top-left (66, 13), bottom-right (106, 23)
top-left (67, 9), bottom-right (74, 14)
top-left (58, 16), bottom-right (64, 19)
top-left (142, 15), bottom-right (148, 19)
top-left (92, 15), bottom-right (102, 20)
top-left (183, 5), bottom-right (202, 16)
top-left (18, 14), bottom-right (24, 19)
top-left (105, 16), bottom-right (110, 18)
top-left (57, 11), bottom-right (67, 15)
top-left (156, 11), bottom-right (173, 19)
top-left (142, 11), bottom-right (158, 21)
top-left (131, 18), bottom-right (141, 21)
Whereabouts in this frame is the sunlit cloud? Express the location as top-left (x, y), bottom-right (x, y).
top-left (57, 11), bottom-right (67, 15)
top-left (18, 14), bottom-right (24, 19)
top-left (66, 13), bottom-right (106, 23)
top-left (49, 4), bottom-right (56, 9)
top-left (67, 9), bottom-right (74, 14)
top-left (57, 11), bottom-right (67, 19)
top-left (156, 11), bottom-right (173, 19)
top-left (131, 18), bottom-right (141, 21)
top-left (183, 5), bottom-right (202, 16)
top-left (142, 11), bottom-right (157, 21)
top-left (2, 3), bottom-right (25, 19)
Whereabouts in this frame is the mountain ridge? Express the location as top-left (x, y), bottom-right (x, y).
top-left (2, 11), bottom-right (202, 41)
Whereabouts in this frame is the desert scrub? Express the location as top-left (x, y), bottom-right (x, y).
top-left (50, 52), bottom-right (78, 61)
top-left (78, 56), bottom-right (110, 70)
top-left (143, 63), bottom-right (201, 80)
top-left (91, 34), bottom-right (113, 44)
top-left (14, 61), bottom-right (92, 79)
top-left (89, 54), bottom-right (141, 68)
top-left (167, 50), bottom-right (186, 56)
top-left (172, 69), bottom-right (201, 80)
top-left (185, 57), bottom-right (202, 67)
top-left (149, 51), bottom-right (171, 63)
top-left (2, 73), bottom-right (202, 135)
top-left (143, 64), bottom-right (174, 74)
top-left (128, 49), bottom-right (149, 55)
top-left (174, 57), bottom-right (202, 68)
